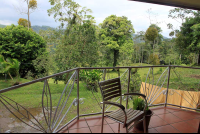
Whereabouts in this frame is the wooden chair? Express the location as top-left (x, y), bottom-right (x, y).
top-left (99, 77), bottom-right (147, 133)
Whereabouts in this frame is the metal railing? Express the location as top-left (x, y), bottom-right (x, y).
top-left (0, 65), bottom-right (200, 133)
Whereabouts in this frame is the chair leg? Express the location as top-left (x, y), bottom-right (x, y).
top-left (143, 118), bottom-right (147, 133)
top-left (125, 126), bottom-right (128, 133)
top-left (101, 104), bottom-right (105, 133)
top-left (118, 123), bottom-right (120, 133)
top-left (101, 115), bottom-right (104, 133)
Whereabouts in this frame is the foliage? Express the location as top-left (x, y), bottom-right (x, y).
top-left (148, 54), bottom-right (160, 65)
top-left (0, 55), bottom-right (13, 80)
top-left (80, 70), bottom-right (102, 92)
top-left (28, 0), bottom-right (37, 9)
top-left (48, 0), bottom-right (92, 28)
top-left (32, 53), bottom-right (55, 78)
top-left (175, 15), bottom-right (200, 65)
top-left (100, 15), bottom-right (135, 68)
top-left (145, 27), bottom-right (158, 42)
top-left (0, 55), bottom-right (20, 81)
top-left (0, 25), bottom-right (47, 77)
top-left (130, 69), bottom-right (141, 93)
top-left (119, 40), bottom-right (134, 66)
top-left (132, 97), bottom-right (149, 111)
top-left (167, 8), bottom-right (198, 37)
top-left (18, 18), bottom-right (31, 28)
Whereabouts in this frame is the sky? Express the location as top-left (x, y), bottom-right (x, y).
top-left (0, 0), bottom-right (182, 38)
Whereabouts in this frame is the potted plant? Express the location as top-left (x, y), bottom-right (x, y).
top-left (132, 97), bottom-right (153, 131)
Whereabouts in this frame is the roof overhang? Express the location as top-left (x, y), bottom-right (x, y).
top-left (130, 0), bottom-right (200, 11)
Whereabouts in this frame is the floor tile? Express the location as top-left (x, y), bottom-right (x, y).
top-left (171, 121), bottom-right (197, 133)
top-left (85, 116), bottom-right (107, 127)
top-left (90, 125), bottom-right (114, 133)
top-left (149, 116), bottom-right (168, 128)
top-left (108, 123), bottom-right (127, 133)
top-left (150, 108), bottom-right (169, 115)
top-left (186, 118), bottom-right (200, 129)
top-left (67, 119), bottom-right (88, 130)
top-left (105, 117), bottom-right (117, 124)
top-left (68, 127), bottom-right (91, 133)
top-left (165, 106), bottom-right (183, 113)
top-left (172, 111), bottom-right (199, 121)
top-left (154, 125), bottom-right (180, 133)
top-left (158, 113), bottom-right (182, 124)
top-left (132, 128), bottom-right (158, 133)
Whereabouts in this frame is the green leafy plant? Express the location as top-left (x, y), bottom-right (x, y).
top-left (80, 70), bottom-right (102, 92)
top-left (132, 97), bottom-right (149, 111)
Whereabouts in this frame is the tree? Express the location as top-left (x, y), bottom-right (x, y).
top-left (48, 0), bottom-right (92, 28)
top-left (18, 18), bottom-right (31, 28)
top-left (175, 15), bottom-right (200, 65)
top-left (15, 0), bottom-right (37, 30)
top-left (47, 0), bottom-right (99, 75)
top-left (0, 25), bottom-right (47, 77)
top-left (99, 15), bottom-right (135, 68)
top-left (167, 8), bottom-right (195, 37)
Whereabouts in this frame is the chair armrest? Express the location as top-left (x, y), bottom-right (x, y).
top-left (123, 93), bottom-right (146, 99)
top-left (101, 101), bottom-right (125, 111)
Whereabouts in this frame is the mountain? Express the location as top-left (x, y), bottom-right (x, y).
top-left (0, 24), bottom-right (55, 33)
top-left (0, 24), bottom-right (6, 28)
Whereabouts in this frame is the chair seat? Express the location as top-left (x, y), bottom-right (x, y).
top-left (106, 108), bottom-right (145, 126)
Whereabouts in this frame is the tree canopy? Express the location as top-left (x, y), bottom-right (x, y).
top-left (0, 25), bottom-right (47, 77)
top-left (99, 15), bottom-right (135, 68)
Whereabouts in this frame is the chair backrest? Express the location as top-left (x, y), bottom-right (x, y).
top-left (99, 77), bottom-right (122, 101)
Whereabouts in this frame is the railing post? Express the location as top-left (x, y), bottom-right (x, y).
top-left (77, 69), bottom-right (80, 120)
top-left (126, 68), bottom-right (131, 109)
top-left (165, 66), bottom-right (171, 107)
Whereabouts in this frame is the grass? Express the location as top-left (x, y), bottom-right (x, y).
top-left (0, 64), bottom-right (200, 126)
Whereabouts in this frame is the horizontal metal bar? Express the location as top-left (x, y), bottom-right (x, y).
top-left (80, 65), bottom-right (170, 70)
top-left (80, 65), bottom-right (200, 70)
top-left (0, 68), bottom-right (78, 94)
top-left (79, 111), bottom-right (113, 117)
top-left (167, 103), bottom-right (200, 111)
top-left (54, 116), bottom-right (78, 133)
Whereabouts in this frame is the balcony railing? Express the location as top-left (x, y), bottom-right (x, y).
top-left (0, 65), bottom-right (199, 133)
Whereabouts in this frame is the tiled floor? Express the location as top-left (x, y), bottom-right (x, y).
top-left (61, 106), bottom-right (200, 133)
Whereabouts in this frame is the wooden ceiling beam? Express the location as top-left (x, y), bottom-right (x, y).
top-left (129, 0), bottom-right (200, 11)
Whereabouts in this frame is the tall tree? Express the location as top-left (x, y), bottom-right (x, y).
top-left (48, 0), bottom-right (92, 28)
top-left (99, 15), bottom-right (135, 68)
top-left (16, 0), bottom-right (37, 30)
top-left (48, 0), bottom-right (99, 73)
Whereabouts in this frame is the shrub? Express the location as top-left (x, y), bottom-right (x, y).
top-left (0, 25), bottom-right (47, 77)
top-left (80, 70), bottom-right (102, 92)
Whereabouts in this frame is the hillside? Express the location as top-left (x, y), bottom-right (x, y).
top-left (0, 24), bottom-right (54, 33)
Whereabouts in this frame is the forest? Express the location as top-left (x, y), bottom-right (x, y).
top-left (0, 0), bottom-right (200, 84)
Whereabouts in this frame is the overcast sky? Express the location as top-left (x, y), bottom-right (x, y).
top-left (0, 0), bottom-right (182, 38)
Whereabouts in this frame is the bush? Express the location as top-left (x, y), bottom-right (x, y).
top-left (148, 54), bottom-right (160, 65)
top-left (0, 25), bottom-right (47, 77)
top-left (80, 70), bottom-right (102, 92)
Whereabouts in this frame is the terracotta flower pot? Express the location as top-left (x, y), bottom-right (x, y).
top-left (134, 110), bottom-right (153, 131)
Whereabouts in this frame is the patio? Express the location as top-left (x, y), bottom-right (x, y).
top-left (60, 106), bottom-right (200, 133)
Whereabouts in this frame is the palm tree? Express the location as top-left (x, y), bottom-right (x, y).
top-left (6, 58), bottom-right (21, 82)
top-left (0, 55), bottom-right (13, 80)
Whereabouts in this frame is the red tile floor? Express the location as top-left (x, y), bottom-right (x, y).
top-left (61, 106), bottom-right (200, 133)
